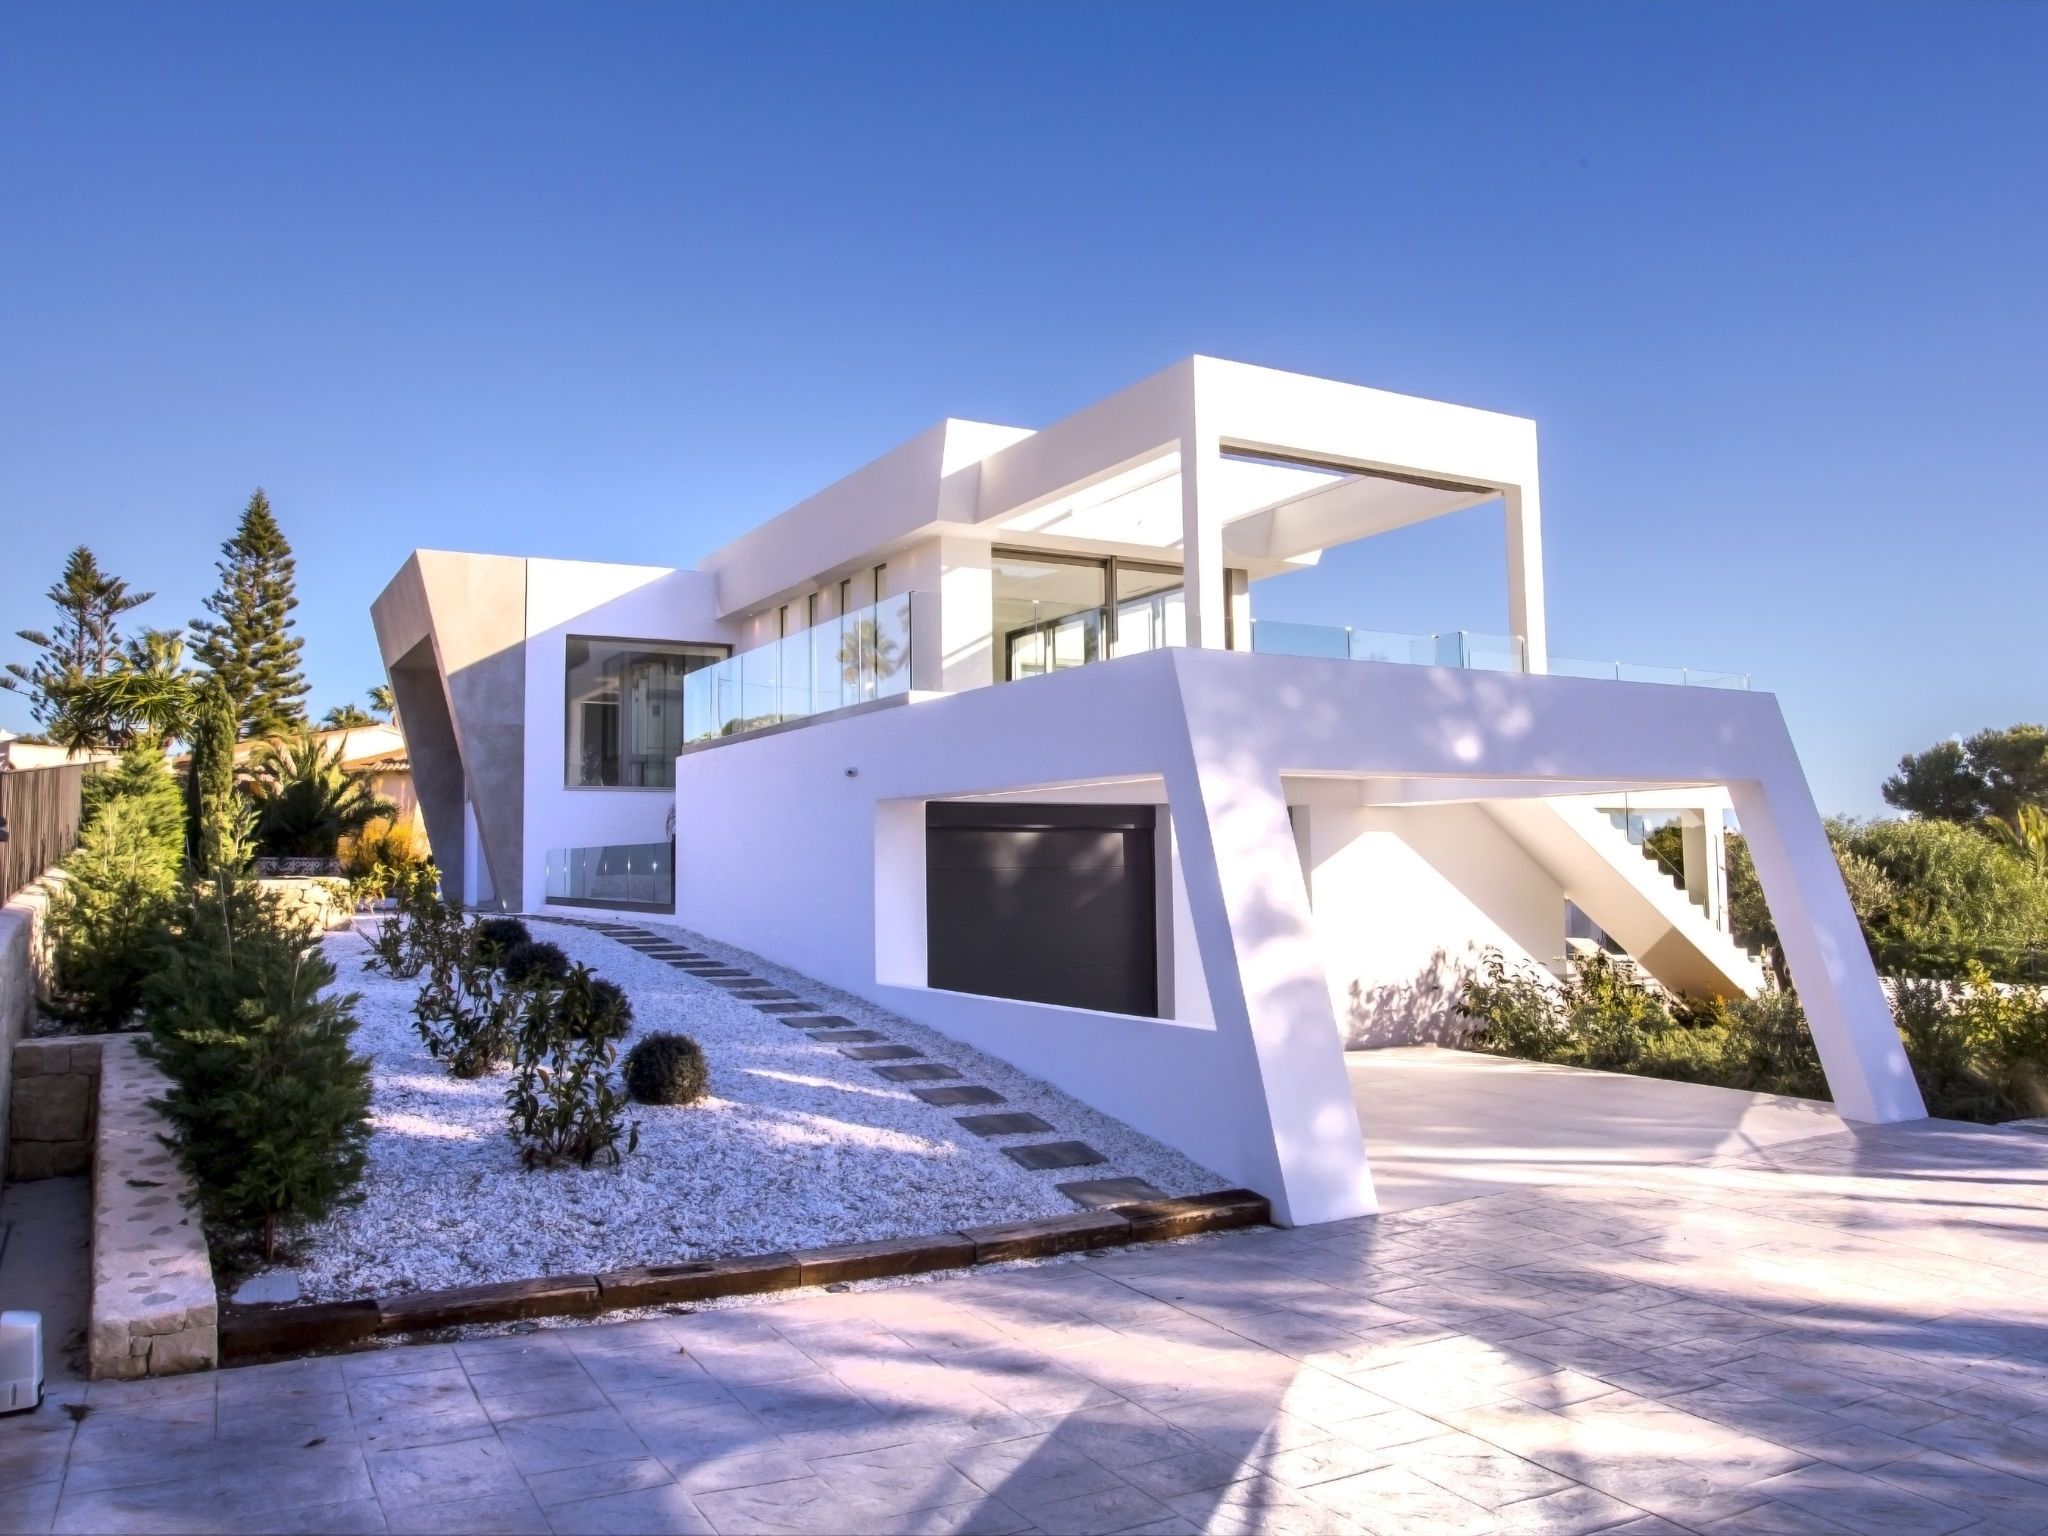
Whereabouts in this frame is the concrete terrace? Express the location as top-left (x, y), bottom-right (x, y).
top-left (6, 1085), bottom-right (2048, 1536)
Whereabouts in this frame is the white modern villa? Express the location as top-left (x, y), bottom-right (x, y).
top-left (372, 356), bottom-right (1925, 1226)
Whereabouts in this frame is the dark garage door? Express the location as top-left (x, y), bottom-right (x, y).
top-left (926, 803), bottom-right (1158, 1017)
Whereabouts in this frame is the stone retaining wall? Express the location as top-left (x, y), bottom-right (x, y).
top-left (9, 1035), bottom-right (102, 1180)
top-left (0, 878), bottom-right (57, 1188)
top-left (89, 1036), bottom-right (217, 1379)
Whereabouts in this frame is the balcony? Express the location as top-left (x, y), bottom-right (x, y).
top-left (1249, 620), bottom-right (1748, 689)
top-left (682, 593), bottom-right (928, 744)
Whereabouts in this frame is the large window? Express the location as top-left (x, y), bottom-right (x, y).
top-left (993, 550), bottom-right (1182, 681)
top-left (566, 637), bottom-right (727, 788)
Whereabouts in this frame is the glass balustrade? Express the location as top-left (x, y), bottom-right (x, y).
top-left (1248, 620), bottom-right (1747, 689)
top-left (683, 592), bottom-right (918, 744)
top-left (545, 842), bottom-right (673, 911)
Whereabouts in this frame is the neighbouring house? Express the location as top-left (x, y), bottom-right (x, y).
top-left (0, 734), bottom-right (115, 773)
top-left (372, 355), bottom-right (1925, 1225)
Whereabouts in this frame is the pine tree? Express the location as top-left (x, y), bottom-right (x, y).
top-left (190, 490), bottom-right (309, 738)
top-left (145, 871), bottom-right (372, 1260)
top-left (48, 743), bottom-right (186, 1028)
top-left (3, 546), bottom-right (153, 732)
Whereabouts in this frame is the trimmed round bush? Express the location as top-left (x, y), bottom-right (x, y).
top-left (476, 916), bottom-right (531, 952)
top-left (501, 939), bottom-right (571, 987)
top-left (623, 1031), bottom-right (707, 1106)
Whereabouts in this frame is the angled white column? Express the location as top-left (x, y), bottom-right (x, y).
top-left (1729, 775), bottom-right (1925, 1123)
top-left (1163, 670), bottom-right (1377, 1224)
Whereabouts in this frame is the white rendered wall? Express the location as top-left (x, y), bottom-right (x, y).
top-left (1297, 801), bottom-right (1563, 1047)
top-left (520, 560), bottom-right (731, 915)
top-left (667, 646), bottom-right (1921, 1226)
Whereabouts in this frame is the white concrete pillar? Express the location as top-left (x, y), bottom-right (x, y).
top-left (1164, 738), bottom-right (1377, 1224)
top-left (1504, 485), bottom-right (1548, 673)
top-left (1180, 381), bottom-right (1227, 651)
top-left (935, 538), bottom-right (995, 691)
top-left (1728, 777), bottom-right (1925, 1123)
top-left (1226, 569), bottom-right (1252, 652)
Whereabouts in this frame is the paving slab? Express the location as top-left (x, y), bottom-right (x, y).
top-left (911, 1085), bottom-right (1007, 1106)
top-left (1002, 1140), bottom-right (1107, 1171)
top-left (14, 1087), bottom-right (2048, 1535)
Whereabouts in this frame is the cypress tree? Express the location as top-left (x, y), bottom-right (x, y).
top-left (191, 490), bottom-right (309, 738)
top-left (185, 675), bottom-right (242, 873)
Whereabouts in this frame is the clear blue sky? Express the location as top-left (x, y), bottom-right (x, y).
top-left (3, 3), bottom-right (2042, 814)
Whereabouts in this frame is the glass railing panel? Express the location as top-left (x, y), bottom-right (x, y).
top-left (1347, 629), bottom-right (1433, 665)
top-left (1252, 619), bottom-right (1353, 659)
top-left (545, 842), bottom-right (673, 910)
top-left (1547, 656), bottom-right (1620, 682)
top-left (683, 593), bottom-right (920, 745)
top-left (1250, 622), bottom-right (1744, 689)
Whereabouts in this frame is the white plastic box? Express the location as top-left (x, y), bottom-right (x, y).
top-left (1, 1310), bottom-right (43, 1413)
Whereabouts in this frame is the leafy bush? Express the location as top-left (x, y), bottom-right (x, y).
top-left (44, 744), bottom-right (187, 1030)
top-left (144, 872), bottom-right (372, 1260)
top-left (506, 965), bottom-right (638, 1169)
top-left (476, 916), bottom-right (531, 951)
top-left (622, 1031), bottom-right (707, 1106)
top-left (45, 796), bottom-right (183, 1029)
top-left (1460, 949), bottom-right (1828, 1098)
top-left (1893, 968), bottom-right (2048, 1122)
top-left (362, 864), bottom-right (448, 980)
top-left (1833, 817), bottom-right (2048, 979)
top-left (337, 815), bottom-right (429, 897)
top-left (500, 939), bottom-right (570, 987)
top-left (412, 920), bottom-right (525, 1078)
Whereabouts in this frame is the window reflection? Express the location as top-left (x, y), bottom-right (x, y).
top-left (993, 550), bottom-right (1182, 680)
top-left (565, 637), bottom-right (727, 788)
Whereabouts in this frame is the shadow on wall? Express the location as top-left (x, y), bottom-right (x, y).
top-left (1343, 945), bottom-right (1485, 1049)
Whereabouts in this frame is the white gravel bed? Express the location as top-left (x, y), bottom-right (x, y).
top-left (292, 916), bottom-right (1222, 1301)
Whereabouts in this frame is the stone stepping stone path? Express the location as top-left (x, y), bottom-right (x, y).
top-left (1004, 1140), bottom-right (1108, 1171)
top-left (874, 1062), bottom-right (964, 1082)
top-left (1058, 1175), bottom-right (1169, 1207)
top-left (912, 1085), bottom-right (1005, 1106)
top-left (956, 1111), bottom-right (1054, 1137)
top-left (537, 917), bottom-right (1116, 1201)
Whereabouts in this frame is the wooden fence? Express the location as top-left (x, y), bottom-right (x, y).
top-left (1, 762), bottom-right (87, 904)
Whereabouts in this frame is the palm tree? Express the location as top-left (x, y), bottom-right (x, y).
top-left (321, 703), bottom-right (377, 729)
top-left (1985, 803), bottom-right (2048, 881)
top-left (53, 628), bottom-right (198, 753)
top-left (245, 727), bottom-right (395, 859)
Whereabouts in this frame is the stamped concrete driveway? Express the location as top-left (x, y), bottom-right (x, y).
top-left (5, 1089), bottom-right (2048, 1535)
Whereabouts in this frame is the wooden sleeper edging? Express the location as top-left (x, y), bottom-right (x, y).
top-left (219, 1188), bottom-right (1271, 1364)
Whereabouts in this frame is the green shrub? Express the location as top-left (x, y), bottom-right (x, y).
top-left (500, 939), bottom-right (570, 987)
top-left (144, 872), bottom-right (372, 1260)
top-left (1893, 968), bottom-right (2048, 1122)
top-left (412, 920), bottom-right (524, 1078)
top-left (1459, 949), bottom-right (1830, 1100)
top-left (476, 916), bottom-right (530, 951)
top-left (45, 796), bottom-right (182, 1029)
top-left (1834, 817), bottom-right (2048, 980)
top-left (506, 965), bottom-right (638, 1169)
top-left (362, 864), bottom-right (446, 979)
top-left (622, 1031), bottom-right (707, 1105)
top-left (44, 744), bottom-right (187, 1030)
